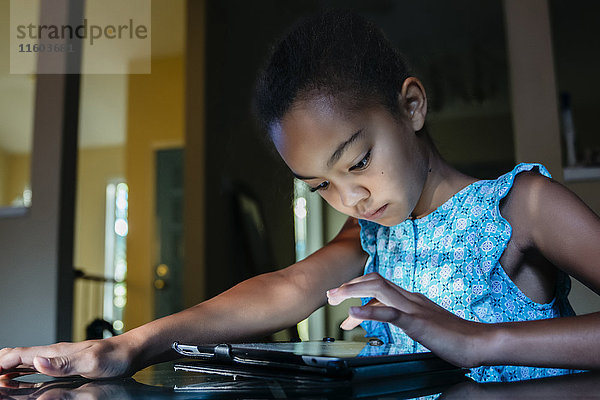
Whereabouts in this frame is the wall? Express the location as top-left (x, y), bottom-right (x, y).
top-left (429, 113), bottom-right (514, 177)
top-left (202, 0), bottom-right (318, 300)
top-left (6, 154), bottom-right (30, 203)
top-left (73, 146), bottom-right (125, 275)
top-left (72, 145), bottom-right (125, 341)
top-left (0, 147), bottom-right (7, 204)
top-left (0, 151), bottom-right (31, 207)
top-left (183, 0), bottom-right (206, 308)
top-left (125, 56), bottom-right (184, 330)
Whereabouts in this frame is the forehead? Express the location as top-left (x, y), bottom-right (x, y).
top-left (271, 97), bottom-right (361, 173)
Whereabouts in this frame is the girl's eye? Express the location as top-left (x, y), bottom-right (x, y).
top-left (350, 150), bottom-right (371, 171)
top-left (309, 181), bottom-right (330, 193)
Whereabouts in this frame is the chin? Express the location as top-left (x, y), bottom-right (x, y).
top-left (374, 214), bottom-right (406, 227)
top-left (374, 206), bottom-right (408, 227)
top-left (378, 219), bottom-right (402, 227)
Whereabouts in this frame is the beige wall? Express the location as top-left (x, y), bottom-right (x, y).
top-left (74, 146), bottom-right (125, 275)
top-left (0, 151), bottom-right (30, 207)
top-left (72, 145), bottom-right (125, 341)
top-left (125, 56), bottom-right (184, 330)
top-left (6, 154), bottom-right (30, 204)
top-left (0, 147), bottom-right (7, 205)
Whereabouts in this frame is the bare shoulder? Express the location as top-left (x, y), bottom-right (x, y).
top-left (501, 169), bottom-right (600, 284)
top-left (498, 170), bottom-right (552, 248)
top-left (503, 169), bottom-right (597, 225)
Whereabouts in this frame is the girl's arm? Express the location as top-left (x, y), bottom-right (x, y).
top-left (0, 218), bottom-right (367, 379)
top-left (328, 173), bottom-right (600, 369)
top-left (480, 171), bottom-right (600, 368)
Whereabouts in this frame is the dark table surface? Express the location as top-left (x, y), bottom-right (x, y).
top-left (1, 361), bottom-right (599, 399)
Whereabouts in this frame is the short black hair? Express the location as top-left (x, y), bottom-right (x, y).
top-left (253, 10), bottom-right (412, 137)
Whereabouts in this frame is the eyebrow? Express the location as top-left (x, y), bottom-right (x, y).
top-left (291, 129), bottom-right (364, 181)
top-left (292, 171), bottom-right (316, 180)
top-left (327, 129), bottom-right (364, 168)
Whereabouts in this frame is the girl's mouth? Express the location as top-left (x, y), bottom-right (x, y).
top-left (361, 204), bottom-right (388, 220)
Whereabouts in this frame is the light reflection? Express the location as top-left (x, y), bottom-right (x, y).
top-left (113, 319), bottom-right (124, 331)
top-left (114, 218), bottom-right (128, 236)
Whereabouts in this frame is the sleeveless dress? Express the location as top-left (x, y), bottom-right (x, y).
top-left (358, 163), bottom-right (579, 382)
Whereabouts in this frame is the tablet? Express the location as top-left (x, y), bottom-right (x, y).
top-left (172, 340), bottom-right (464, 381)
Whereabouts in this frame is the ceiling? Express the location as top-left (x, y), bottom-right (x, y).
top-left (0, 0), bottom-right (184, 154)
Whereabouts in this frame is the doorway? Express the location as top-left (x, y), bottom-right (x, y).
top-left (154, 148), bottom-right (184, 318)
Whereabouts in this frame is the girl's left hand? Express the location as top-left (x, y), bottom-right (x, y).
top-left (326, 272), bottom-right (491, 368)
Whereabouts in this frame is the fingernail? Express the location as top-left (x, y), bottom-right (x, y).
top-left (327, 288), bottom-right (338, 296)
top-left (36, 357), bottom-right (51, 369)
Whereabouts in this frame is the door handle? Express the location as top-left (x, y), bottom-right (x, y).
top-left (154, 264), bottom-right (169, 290)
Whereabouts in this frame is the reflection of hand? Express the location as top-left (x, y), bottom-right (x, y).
top-left (0, 337), bottom-right (133, 379)
top-left (327, 272), bottom-right (490, 368)
top-left (0, 367), bottom-right (37, 381)
top-left (34, 381), bottom-right (133, 400)
top-left (0, 379), bottom-right (134, 400)
top-left (0, 379), bottom-right (85, 400)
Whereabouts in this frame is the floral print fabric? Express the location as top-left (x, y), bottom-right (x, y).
top-left (358, 163), bottom-right (579, 382)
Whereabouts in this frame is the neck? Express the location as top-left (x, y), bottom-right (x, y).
top-left (410, 148), bottom-right (478, 219)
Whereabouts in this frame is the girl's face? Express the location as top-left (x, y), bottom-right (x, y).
top-left (271, 86), bottom-right (430, 227)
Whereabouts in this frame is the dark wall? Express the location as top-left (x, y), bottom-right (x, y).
top-left (550, 0), bottom-right (600, 163)
top-left (204, 0), bottom-right (319, 297)
top-left (202, 0), bottom-right (517, 296)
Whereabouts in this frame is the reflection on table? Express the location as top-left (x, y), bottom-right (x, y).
top-left (0, 361), bottom-right (597, 399)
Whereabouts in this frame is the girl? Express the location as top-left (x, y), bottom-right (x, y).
top-left (1, 10), bottom-right (599, 383)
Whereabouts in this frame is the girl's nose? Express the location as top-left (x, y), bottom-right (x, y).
top-left (339, 184), bottom-right (369, 208)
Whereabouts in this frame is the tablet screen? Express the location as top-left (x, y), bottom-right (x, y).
top-left (229, 340), bottom-right (427, 359)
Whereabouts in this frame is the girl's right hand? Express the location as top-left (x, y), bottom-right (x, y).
top-left (327, 272), bottom-right (490, 368)
top-left (0, 336), bottom-right (134, 379)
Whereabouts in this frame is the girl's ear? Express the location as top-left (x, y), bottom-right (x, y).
top-left (399, 77), bottom-right (427, 132)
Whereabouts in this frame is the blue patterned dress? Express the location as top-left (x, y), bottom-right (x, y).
top-left (358, 163), bottom-right (580, 382)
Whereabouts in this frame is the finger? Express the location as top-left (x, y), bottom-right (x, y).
top-left (339, 272), bottom-right (383, 286)
top-left (327, 279), bottom-right (409, 307)
top-left (0, 342), bottom-right (94, 375)
top-left (327, 273), bottom-right (382, 297)
top-left (0, 346), bottom-right (61, 372)
top-left (340, 314), bottom-right (363, 330)
top-left (349, 305), bottom-right (403, 325)
top-left (0, 351), bottom-right (27, 373)
top-left (340, 298), bottom-right (383, 330)
top-left (33, 344), bottom-right (100, 379)
top-left (33, 356), bottom-right (80, 378)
